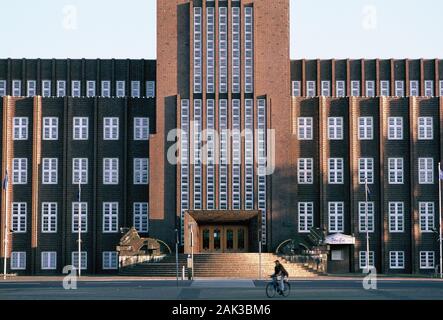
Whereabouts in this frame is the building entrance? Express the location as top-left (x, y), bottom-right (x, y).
top-left (200, 225), bottom-right (248, 253)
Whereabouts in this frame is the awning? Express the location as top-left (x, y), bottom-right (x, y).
top-left (186, 210), bottom-right (260, 224)
top-left (325, 233), bottom-right (355, 245)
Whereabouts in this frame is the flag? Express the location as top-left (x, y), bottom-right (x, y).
top-left (2, 170), bottom-right (8, 190)
top-left (439, 168), bottom-right (443, 181)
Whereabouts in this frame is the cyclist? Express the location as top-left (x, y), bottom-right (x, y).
top-left (272, 260), bottom-right (289, 295)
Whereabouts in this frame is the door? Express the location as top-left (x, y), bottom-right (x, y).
top-left (200, 225), bottom-right (248, 253)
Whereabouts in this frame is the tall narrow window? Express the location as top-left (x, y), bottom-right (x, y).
top-left (328, 117), bottom-right (343, 140)
top-left (388, 117), bottom-right (403, 140)
top-left (419, 202), bottom-right (434, 232)
top-left (244, 99), bottom-right (254, 210)
top-left (42, 80), bottom-right (51, 97)
top-left (328, 158), bottom-right (344, 184)
top-left (180, 99), bottom-right (190, 243)
top-left (0, 80), bottom-right (6, 96)
top-left (380, 80), bottom-right (390, 96)
top-left (103, 202), bottom-right (118, 233)
top-left (103, 158), bottom-right (119, 185)
top-left (298, 158), bottom-right (313, 184)
top-left (232, 7), bottom-right (241, 93)
top-left (43, 117), bottom-right (58, 140)
top-left (219, 7), bottom-right (228, 93)
top-left (389, 202), bottom-right (404, 233)
top-left (101, 81), bottom-right (111, 97)
top-left (418, 117), bottom-right (433, 140)
top-left (298, 117), bottom-right (313, 140)
top-left (351, 81), bottom-right (360, 96)
top-left (86, 81), bottom-right (96, 97)
top-left (116, 81), bottom-right (125, 97)
top-left (12, 202), bottom-right (27, 233)
top-left (395, 81), bottom-right (405, 97)
top-left (257, 99), bottom-right (267, 243)
top-left (42, 158), bottom-right (58, 185)
top-left (410, 80), bottom-right (419, 96)
top-left (244, 7), bottom-right (254, 93)
top-left (73, 117), bottom-right (89, 140)
top-left (292, 81), bottom-right (301, 97)
top-left (133, 203), bottom-right (148, 233)
top-left (424, 80), bottom-right (434, 97)
top-left (146, 81), bottom-right (155, 98)
top-left (13, 117), bottom-right (28, 140)
top-left (388, 158), bottom-right (404, 184)
top-left (321, 81), bottom-right (330, 96)
top-left (336, 80), bottom-right (346, 97)
top-left (328, 202), bottom-right (344, 233)
top-left (232, 99), bottom-right (241, 209)
top-left (41, 202), bottom-right (57, 233)
top-left (131, 81), bottom-right (140, 98)
top-left (134, 118), bottom-right (149, 141)
top-left (206, 99), bottom-right (216, 209)
top-left (12, 158), bottom-right (27, 184)
top-left (359, 202), bottom-right (375, 233)
top-left (366, 80), bottom-right (375, 97)
top-left (194, 7), bottom-right (203, 93)
top-left (57, 80), bottom-right (66, 97)
top-left (306, 81), bottom-right (316, 97)
top-left (359, 158), bottom-right (374, 184)
top-left (298, 202), bottom-right (314, 233)
top-left (72, 202), bottom-right (88, 233)
top-left (207, 7), bottom-right (215, 93)
top-left (12, 80), bottom-right (21, 97)
top-left (27, 80), bottom-right (36, 97)
top-left (133, 158), bottom-right (149, 185)
top-left (358, 117), bottom-right (373, 140)
top-left (418, 158), bottom-right (434, 184)
top-left (219, 100), bottom-right (228, 209)
top-left (420, 251), bottom-right (435, 269)
top-left (71, 80), bottom-right (81, 97)
top-left (103, 117), bottom-right (119, 141)
top-left (72, 158), bottom-right (88, 184)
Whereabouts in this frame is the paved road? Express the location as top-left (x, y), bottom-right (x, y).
top-left (0, 278), bottom-right (442, 300)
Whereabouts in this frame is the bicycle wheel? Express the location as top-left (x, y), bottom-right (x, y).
top-left (266, 283), bottom-right (276, 298)
top-left (282, 281), bottom-right (291, 297)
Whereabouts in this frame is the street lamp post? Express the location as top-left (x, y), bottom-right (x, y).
top-left (438, 163), bottom-right (442, 279)
top-left (175, 228), bottom-right (179, 286)
top-left (2, 170), bottom-right (9, 280)
top-left (77, 179), bottom-right (82, 278)
top-left (365, 178), bottom-right (370, 270)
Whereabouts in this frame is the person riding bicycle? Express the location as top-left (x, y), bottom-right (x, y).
top-left (272, 260), bottom-right (289, 295)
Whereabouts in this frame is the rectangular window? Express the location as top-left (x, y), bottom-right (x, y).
top-left (298, 117), bottom-right (313, 140)
top-left (389, 202), bottom-right (404, 233)
top-left (328, 117), bottom-right (343, 140)
top-left (86, 81), bottom-right (96, 97)
top-left (133, 202), bottom-right (149, 233)
top-left (395, 81), bottom-right (405, 97)
top-left (244, 7), bottom-right (254, 93)
top-left (42, 158), bottom-right (58, 185)
top-left (418, 158), bottom-right (434, 184)
top-left (389, 251), bottom-right (405, 269)
top-left (73, 117), bottom-right (88, 140)
top-left (440, 80), bottom-right (443, 97)
top-left (351, 81), bottom-right (360, 96)
top-left (42, 202), bottom-right (57, 233)
top-left (12, 158), bottom-right (27, 184)
top-left (206, 7), bottom-right (216, 93)
top-left (41, 252), bottom-right (57, 270)
top-left (424, 80), bottom-right (434, 97)
top-left (101, 81), bottom-right (111, 97)
top-left (359, 251), bottom-right (375, 269)
top-left (72, 202), bottom-right (88, 233)
top-left (388, 158), bottom-right (404, 184)
top-left (43, 117), bottom-right (58, 140)
top-left (231, 7), bottom-right (240, 93)
top-left (57, 80), bottom-right (66, 97)
top-left (298, 202), bottom-right (314, 233)
top-left (358, 117), bottom-right (373, 140)
top-left (194, 7), bottom-right (203, 93)
top-left (27, 80), bottom-right (36, 97)
top-left (134, 118), bottom-right (150, 140)
top-left (102, 251), bottom-right (118, 270)
top-left (103, 158), bottom-right (119, 185)
top-left (298, 158), bottom-right (313, 184)
top-left (388, 117), bottom-right (403, 140)
top-left (306, 81), bottom-right (316, 97)
top-left (103, 202), bottom-right (118, 233)
top-left (146, 81), bottom-right (155, 98)
top-left (321, 81), bottom-right (330, 97)
top-left (292, 81), bottom-right (301, 97)
top-left (420, 251), bottom-right (435, 269)
top-left (418, 117), bottom-right (433, 140)
top-left (103, 117), bottom-right (119, 140)
top-left (219, 99), bottom-right (228, 209)
top-left (72, 158), bottom-right (88, 184)
top-left (231, 99), bottom-right (241, 210)
top-left (42, 80), bottom-right (52, 97)
top-left (11, 252), bottom-right (26, 270)
top-left (410, 80), bottom-right (419, 97)
top-left (366, 80), bottom-right (375, 97)
top-left (219, 7), bottom-right (228, 93)
top-left (359, 158), bottom-right (374, 184)
top-left (336, 80), bottom-right (346, 97)
top-left (419, 202), bottom-right (435, 232)
top-left (116, 81), bottom-right (125, 97)
top-left (12, 80), bottom-right (21, 97)
top-left (71, 251), bottom-right (87, 270)
top-left (131, 81), bottom-right (140, 98)
top-left (12, 202), bottom-right (27, 233)
top-left (359, 202), bottom-right (375, 233)
top-left (380, 80), bottom-right (390, 96)
top-left (328, 158), bottom-right (344, 184)
top-left (0, 80), bottom-right (6, 96)
top-left (328, 202), bottom-right (344, 233)
top-left (71, 80), bottom-right (81, 97)
top-left (134, 158), bottom-right (149, 185)
top-left (13, 117), bottom-right (28, 140)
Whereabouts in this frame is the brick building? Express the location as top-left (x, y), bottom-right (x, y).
top-left (0, 0), bottom-right (441, 275)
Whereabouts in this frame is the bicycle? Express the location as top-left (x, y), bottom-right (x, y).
top-left (266, 275), bottom-right (290, 298)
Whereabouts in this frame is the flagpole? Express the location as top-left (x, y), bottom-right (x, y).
top-left (439, 163), bottom-right (442, 279)
top-left (78, 180), bottom-right (81, 278)
top-left (3, 172), bottom-right (8, 280)
top-left (365, 178), bottom-right (370, 270)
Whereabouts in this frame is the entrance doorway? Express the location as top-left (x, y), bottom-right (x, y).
top-left (200, 225), bottom-right (248, 253)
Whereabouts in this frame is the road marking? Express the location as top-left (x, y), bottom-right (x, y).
top-left (191, 280), bottom-right (255, 288)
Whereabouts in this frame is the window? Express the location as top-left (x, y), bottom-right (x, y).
top-left (0, 80), bottom-right (6, 96)
top-left (298, 158), bottom-right (313, 184)
top-left (103, 252), bottom-right (118, 270)
top-left (359, 158), bottom-right (374, 184)
top-left (418, 117), bottom-right (433, 140)
top-left (359, 251), bottom-right (375, 269)
top-left (380, 80), bottom-right (390, 96)
top-left (146, 81), bottom-right (155, 98)
top-left (328, 158), bottom-right (344, 184)
top-left (86, 81), bottom-right (95, 97)
top-left (231, 7), bottom-right (240, 93)
top-left (71, 80), bottom-right (81, 97)
top-left (101, 81), bottom-right (111, 97)
top-left (366, 80), bottom-right (375, 97)
top-left (72, 202), bottom-right (88, 233)
top-left (57, 80), bottom-right (66, 97)
top-left (395, 81), bottom-right (405, 97)
top-left (13, 117), bottom-right (28, 140)
top-left (388, 158), bottom-right (404, 184)
top-left (358, 117), bottom-right (373, 140)
top-left (43, 117), bottom-right (58, 140)
top-left (134, 118), bottom-right (150, 140)
top-left (12, 80), bottom-right (21, 96)
top-left (42, 158), bottom-right (58, 184)
top-left (328, 117), bottom-right (343, 140)
top-left (41, 252), bottom-right (57, 270)
top-left (328, 202), bottom-right (344, 233)
top-left (336, 80), bottom-right (345, 97)
top-left (194, 7), bottom-right (203, 93)
top-left (410, 80), bottom-right (419, 97)
top-left (71, 251), bottom-right (87, 270)
top-left (351, 81), bottom-right (360, 96)
top-left (418, 158), bottom-right (434, 184)
top-left (42, 202), bottom-right (57, 233)
top-left (27, 80), bottom-right (36, 97)
top-left (12, 202), bottom-right (27, 233)
top-left (72, 158), bottom-right (88, 184)
top-left (419, 202), bottom-right (434, 232)
top-left (359, 202), bottom-right (374, 233)
top-left (424, 80), bottom-right (434, 97)
top-left (134, 158), bottom-right (149, 185)
top-left (219, 8), bottom-right (228, 93)
top-left (12, 158), bottom-right (27, 184)
top-left (103, 117), bottom-right (119, 140)
top-left (73, 117), bottom-right (88, 140)
top-left (244, 7), bottom-right (254, 93)
top-left (11, 252), bottom-right (26, 270)
top-left (103, 202), bottom-right (118, 233)
top-left (440, 80), bottom-right (443, 97)
top-left (420, 251), bottom-right (435, 269)
top-left (388, 117), bottom-right (403, 140)
top-left (131, 81), bottom-right (140, 98)
top-left (306, 81), bottom-right (316, 97)
top-left (103, 158), bottom-right (119, 185)
top-left (298, 117), bottom-right (313, 140)
top-left (292, 81), bottom-right (301, 97)
top-left (298, 202), bottom-right (314, 233)
top-left (389, 251), bottom-right (405, 269)
top-left (321, 81), bottom-right (330, 97)
top-left (133, 202), bottom-right (149, 233)
top-left (389, 202), bottom-right (404, 233)
top-left (116, 81), bottom-right (125, 97)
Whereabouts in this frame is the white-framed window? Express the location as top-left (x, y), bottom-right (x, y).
top-left (418, 117), bottom-right (433, 140)
top-left (395, 81), bottom-right (405, 97)
top-left (41, 252), bottom-right (57, 270)
top-left (440, 80), bottom-right (443, 97)
top-left (292, 81), bottom-right (301, 97)
top-left (410, 80), bottom-right (419, 97)
top-left (298, 117), bottom-right (313, 140)
top-left (0, 80), bottom-right (6, 96)
top-left (103, 158), bottom-right (119, 185)
top-left (306, 81), bottom-right (316, 97)
top-left (27, 80), bottom-right (36, 97)
top-left (86, 81), bottom-right (96, 97)
top-left (116, 81), bottom-right (125, 97)
top-left (101, 81), bottom-right (111, 97)
top-left (424, 80), bottom-right (434, 97)
top-left (43, 117), bottom-right (58, 140)
top-left (11, 202), bottom-right (27, 233)
top-left (358, 117), bottom-right (373, 140)
top-left (418, 158), bottom-right (434, 184)
top-left (102, 251), bottom-right (118, 270)
top-left (146, 81), bottom-right (155, 98)
top-left (358, 158), bottom-right (374, 184)
top-left (336, 80), bottom-right (346, 97)
top-left (328, 117), bottom-right (343, 140)
top-left (71, 251), bottom-right (87, 270)
top-left (13, 117), bottom-right (28, 140)
top-left (419, 202), bottom-right (434, 232)
top-left (351, 80), bottom-right (360, 96)
top-left (328, 202), bottom-right (344, 233)
top-left (389, 202), bottom-right (404, 233)
top-left (134, 158), bottom-right (149, 185)
top-left (103, 202), bottom-right (118, 233)
top-left (328, 158), bottom-right (344, 184)
top-left (231, 7), bottom-right (240, 93)
top-left (12, 80), bottom-right (21, 97)
top-left (103, 117), bottom-right (119, 140)
top-left (390, 251), bottom-right (405, 269)
top-left (298, 158), bottom-right (313, 184)
top-left (134, 117), bottom-right (150, 140)
top-left (366, 80), bottom-right (375, 97)
top-left (321, 81), bottom-right (330, 97)
top-left (380, 80), bottom-right (390, 96)
top-left (72, 202), bottom-right (88, 233)
top-left (12, 158), bottom-right (27, 184)
top-left (388, 158), bottom-right (404, 184)
top-left (57, 80), bottom-right (66, 97)
top-left (42, 202), bottom-right (57, 233)
top-left (131, 81), bottom-right (140, 98)
top-left (358, 202), bottom-right (375, 233)
top-left (388, 117), bottom-right (403, 140)
top-left (219, 7), bottom-right (228, 93)
top-left (244, 6), bottom-right (254, 93)
top-left (359, 251), bottom-right (375, 269)
top-left (71, 80), bottom-right (81, 97)
top-left (298, 202), bottom-right (314, 233)
top-left (42, 158), bottom-right (58, 185)
top-left (11, 252), bottom-right (26, 270)
top-left (420, 251), bottom-right (435, 269)
top-left (73, 117), bottom-right (88, 140)
top-left (72, 158), bottom-right (88, 184)
top-left (194, 7), bottom-right (203, 93)
top-left (133, 202), bottom-right (149, 233)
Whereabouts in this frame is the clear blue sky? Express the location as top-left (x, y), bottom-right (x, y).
top-left (0, 0), bottom-right (440, 59)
